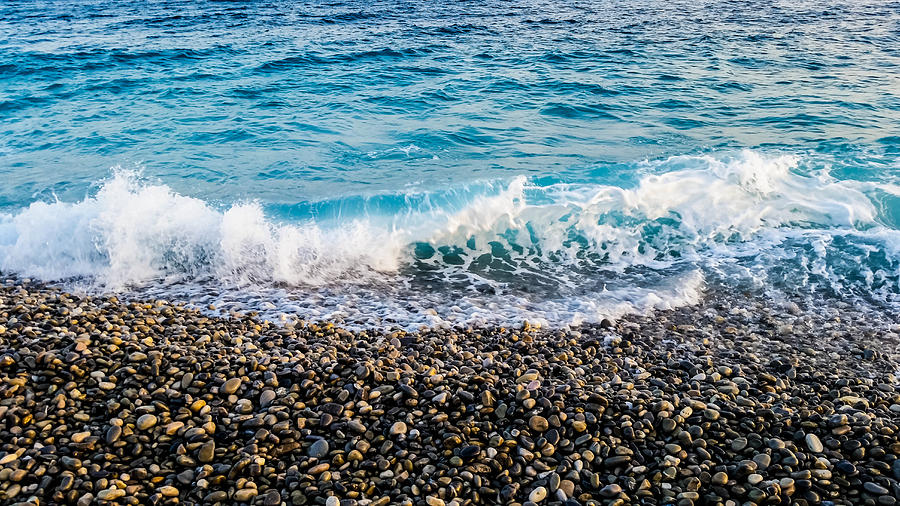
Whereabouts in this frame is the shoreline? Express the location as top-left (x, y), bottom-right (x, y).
top-left (1, 279), bottom-right (900, 505)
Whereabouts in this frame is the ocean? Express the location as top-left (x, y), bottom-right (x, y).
top-left (1, 0), bottom-right (899, 329)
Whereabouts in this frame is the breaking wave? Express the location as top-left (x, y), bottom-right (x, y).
top-left (1, 150), bottom-right (899, 328)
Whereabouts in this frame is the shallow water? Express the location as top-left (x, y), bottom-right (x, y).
top-left (1, 0), bottom-right (899, 327)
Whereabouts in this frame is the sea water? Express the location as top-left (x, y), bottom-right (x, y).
top-left (1, 0), bottom-right (899, 328)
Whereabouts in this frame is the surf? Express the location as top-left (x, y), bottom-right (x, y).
top-left (0, 150), bottom-right (897, 328)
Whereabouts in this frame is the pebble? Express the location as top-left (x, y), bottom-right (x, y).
top-left (529, 486), bottom-right (548, 503)
top-left (97, 489), bottom-right (125, 500)
top-left (309, 439), bottom-right (329, 458)
top-left (158, 485), bottom-right (179, 497)
top-left (390, 421), bottom-right (407, 436)
top-left (865, 482), bottom-right (890, 495)
top-left (0, 280), bottom-right (897, 506)
top-left (71, 431), bottom-right (91, 443)
top-left (600, 484), bottom-right (623, 497)
top-left (805, 433), bottom-right (824, 453)
top-left (529, 415), bottom-right (549, 432)
top-left (222, 377), bottom-right (242, 394)
top-left (712, 471), bottom-right (728, 486)
top-left (259, 389), bottom-right (276, 407)
top-left (105, 425), bottom-right (122, 443)
top-left (234, 488), bottom-right (258, 501)
top-left (136, 414), bottom-right (158, 430)
top-left (198, 440), bottom-right (215, 462)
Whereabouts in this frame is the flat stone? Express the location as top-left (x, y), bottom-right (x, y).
top-left (805, 433), bottom-right (823, 453)
top-left (222, 378), bottom-right (242, 394)
top-left (136, 414), bottom-right (158, 430)
top-left (425, 497), bottom-right (445, 506)
top-left (105, 425), bottom-right (122, 443)
top-left (158, 486), bottom-right (179, 497)
top-left (234, 488), bottom-right (258, 501)
top-left (600, 484), bottom-right (622, 497)
top-left (529, 415), bottom-right (549, 432)
top-left (97, 489), bottom-right (125, 501)
top-left (529, 486), bottom-right (548, 503)
top-left (71, 431), bottom-right (91, 443)
top-left (198, 441), bottom-right (215, 462)
top-left (260, 389), bottom-right (276, 407)
top-left (309, 439), bottom-right (329, 458)
top-left (865, 482), bottom-right (889, 495)
top-left (712, 472), bottom-right (728, 486)
top-left (390, 421), bottom-right (407, 436)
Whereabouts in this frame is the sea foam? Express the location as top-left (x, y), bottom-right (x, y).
top-left (1, 150), bottom-right (898, 328)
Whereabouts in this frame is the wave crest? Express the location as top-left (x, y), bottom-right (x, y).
top-left (1, 150), bottom-right (898, 327)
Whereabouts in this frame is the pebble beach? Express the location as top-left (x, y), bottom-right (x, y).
top-left (1, 278), bottom-right (900, 506)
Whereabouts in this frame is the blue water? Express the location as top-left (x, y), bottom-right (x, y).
top-left (1, 0), bottom-right (899, 327)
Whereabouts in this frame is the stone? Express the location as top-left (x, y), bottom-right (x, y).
top-left (234, 488), bottom-right (258, 501)
top-left (198, 441), bottom-right (215, 462)
top-left (222, 377), bottom-right (242, 394)
top-left (262, 491), bottom-right (281, 506)
top-left (805, 433), bottom-right (823, 453)
top-left (71, 431), bottom-right (91, 443)
top-left (260, 389), bottom-right (276, 407)
top-left (158, 486), bottom-right (179, 497)
top-left (529, 486), bottom-right (548, 503)
top-left (106, 425), bottom-right (122, 443)
top-left (600, 484), bottom-right (622, 497)
top-left (712, 472), bottom-right (728, 485)
top-left (309, 439), bottom-right (329, 458)
top-left (529, 415), bottom-right (549, 432)
top-left (390, 421), bottom-right (407, 436)
top-left (137, 414), bottom-right (158, 430)
top-left (97, 489), bottom-right (125, 501)
top-left (425, 497), bottom-right (445, 506)
top-left (865, 482), bottom-right (889, 495)
top-left (753, 453), bottom-right (771, 469)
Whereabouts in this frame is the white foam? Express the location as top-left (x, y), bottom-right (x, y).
top-left (1, 150), bottom-right (898, 328)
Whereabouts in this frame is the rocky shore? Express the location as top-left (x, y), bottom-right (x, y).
top-left (2, 278), bottom-right (900, 505)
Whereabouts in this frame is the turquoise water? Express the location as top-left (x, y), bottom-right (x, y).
top-left (1, 1), bottom-right (899, 327)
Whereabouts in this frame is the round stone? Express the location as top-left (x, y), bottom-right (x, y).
top-left (600, 484), bottom-right (622, 497)
top-left (805, 433), bottom-right (824, 453)
top-left (529, 415), bottom-right (549, 432)
top-left (136, 414), bottom-right (158, 430)
top-left (234, 489), bottom-right (258, 501)
top-left (309, 439), bottom-right (329, 458)
top-left (529, 486), bottom-right (548, 503)
top-left (222, 378), bottom-right (242, 394)
top-left (712, 472), bottom-right (728, 486)
top-left (425, 497), bottom-right (445, 506)
top-left (260, 389), bottom-right (276, 407)
top-left (753, 453), bottom-right (771, 469)
top-left (390, 421), bottom-right (407, 436)
top-left (71, 431), bottom-right (90, 443)
top-left (158, 486), bottom-right (179, 497)
top-left (262, 491), bottom-right (281, 506)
